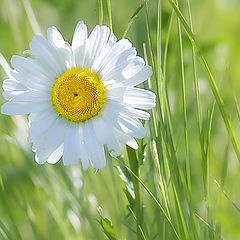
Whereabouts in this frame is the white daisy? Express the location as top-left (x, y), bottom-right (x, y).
top-left (1, 21), bottom-right (155, 170)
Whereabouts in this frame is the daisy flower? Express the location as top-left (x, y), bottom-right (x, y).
top-left (1, 21), bottom-right (155, 170)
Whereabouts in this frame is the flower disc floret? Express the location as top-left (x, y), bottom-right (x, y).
top-left (52, 69), bottom-right (106, 122)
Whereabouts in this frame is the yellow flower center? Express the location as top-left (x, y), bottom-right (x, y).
top-left (51, 69), bottom-right (106, 122)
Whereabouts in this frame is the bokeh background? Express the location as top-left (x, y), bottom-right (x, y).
top-left (1, 0), bottom-right (240, 239)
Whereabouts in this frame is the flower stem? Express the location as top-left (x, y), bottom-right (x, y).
top-left (126, 146), bottom-right (144, 240)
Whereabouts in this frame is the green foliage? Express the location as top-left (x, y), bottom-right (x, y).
top-left (98, 207), bottom-right (117, 240)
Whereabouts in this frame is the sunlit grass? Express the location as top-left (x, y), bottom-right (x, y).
top-left (1, 0), bottom-right (240, 239)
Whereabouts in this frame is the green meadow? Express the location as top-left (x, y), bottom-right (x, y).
top-left (1, 0), bottom-right (240, 239)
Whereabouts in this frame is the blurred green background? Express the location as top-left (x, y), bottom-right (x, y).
top-left (1, 0), bottom-right (240, 239)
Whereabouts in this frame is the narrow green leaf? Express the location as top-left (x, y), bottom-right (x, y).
top-left (106, 0), bottom-right (113, 33)
top-left (98, 207), bottom-right (117, 240)
top-left (115, 158), bottom-right (180, 240)
top-left (98, 0), bottom-right (103, 25)
top-left (175, 0), bottom-right (191, 193)
top-left (122, 3), bottom-right (144, 38)
top-left (127, 146), bottom-right (144, 240)
top-left (0, 53), bottom-right (11, 78)
top-left (214, 180), bottom-right (240, 214)
top-left (21, 0), bottom-right (42, 35)
top-left (0, 220), bottom-right (14, 240)
top-left (168, 0), bottom-right (240, 162)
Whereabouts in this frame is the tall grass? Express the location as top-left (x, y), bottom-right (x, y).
top-left (1, 0), bottom-right (240, 239)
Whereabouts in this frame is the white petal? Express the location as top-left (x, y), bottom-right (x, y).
top-left (113, 128), bottom-right (138, 150)
top-left (3, 78), bottom-right (27, 91)
top-left (28, 109), bottom-right (58, 142)
top-left (92, 116), bottom-right (121, 157)
top-left (107, 86), bottom-right (156, 110)
top-left (72, 21), bottom-right (88, 68)
top-left (63, 123), bottom-right (80, 166)
top-left (125, 138), bottom-right (138, 150)
top-left (121, 57), bottom-right (145, 79)
top-left (99, 47), bottom-right (136, 80)
top-left (26, 35), bottom-right (69, 77)
top-left (117, 113), bottom-right (146, 138)
top-left (28, 112), bottom-right (41, 124)
top-left (72, 21), bottom-right (87, 50)
top-left (11, 55), bottom-right (50, 80)
top-left (47, 26), bottom-right (73, 67)
top-left (84, 25), bottom-right (110, 69)
top-left (96, 39), bottom-right (132, 75)
top-left (47, 26), bottom-right (67, 49)
top-left (91, 26), bottom-right (110, 62)
top-left (10, 56), bottom-right (52, 90)
top-left (91, 32), bottom-right (117, 72)
top-left (3, 89), bottom-right (50, 101)
top-left (105, 100), bottom-right (150, 120)
top-left (78, 125), bottom-right (89, 170)
top-left (35, 152), bottom-right (47, 165)
top-left (108, 34), bottom-right (117, 47)
top-left (83, 121), bottom-right (106, 169)
top-left (1, 101), bottom-right (50, 115)
top-left (102, 101), bottom-right (146, 139)
top-left (33, 117), bottom-right (67, 163)
top-left (10, 70), bottom-right (49, 92)
top-left (47, 144), bottom-right (63, 164)
top-left (104, 57), bottom-right (147, 86)
top-left (121, 65), bottom-right (152, 87)
top-left (83, 25), bottom-right (100, 68)
top-left (100, 48), bottom-right (137, 82)
top-left (119, 106), bottom-right (150, 120)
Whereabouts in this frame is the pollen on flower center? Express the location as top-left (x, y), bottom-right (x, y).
top-left (51, 69), bottom-right (106, 122)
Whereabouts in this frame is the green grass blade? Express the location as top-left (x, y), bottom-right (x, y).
top-left (122, 3), bottom-right (144, 38)
top-left (156, 0), bottom-right (162, 113)
top-left (127, 146), bottom-right (144, 240)
top-left (162, 10), bottom-right (174, 133)
top-left (234, 97), bottom-right (240, 122)
top-left (106, 0), bottom-right (113, 33)
top-left (21, 0), bottom-right (42, 35)
top-left (168, 0), bottom-right (240, 162)
top-left (143, 0), bottom-right (156, 77)
top-left (98, 0), bottom-right (104, 25)
top-left (0, 53), bottom-right (11, 78)
top-left (175, 0), bottom-right (191, 192)
top-left (0, 220), bottom-right (15, 240)
top-left (128, 206), bottom-right (147, 240)
top-left (115, 158), bottom-right (181, 240)
top-left (214, 179), bottom-right (240, 214)
top-left (98, 207), bottom-right (118, 240)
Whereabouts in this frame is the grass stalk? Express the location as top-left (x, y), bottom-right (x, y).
top-left (116, 157), bottom-right (181, 240)
top-left (156, 0), bottom-right (163, 113)
top-left (128, 207), bottom-right (146, 240)
top-left (106, 0), bottom-right (113, 33)
top-left (168, 0), bottom-right (240, 162)
top-left (126, 146), bottom-right (144, 240)
top-left (122, 3), bottom-right (144, 38)
top-left (98, 0), bottom-right (103, 25)
top-left (162, 10), bottom-right (174, 133)
top-left (186, 1), bottom-right (202, 238)
top-left (22, 0), bottom-right (42, 35)
top-left (0, 53), bottom-right (11, 78)
top-left (175, 0), bottom-right (191, 192)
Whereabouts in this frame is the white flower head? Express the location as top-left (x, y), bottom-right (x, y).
top-left (1, 21), bottom-right (155, 170)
